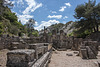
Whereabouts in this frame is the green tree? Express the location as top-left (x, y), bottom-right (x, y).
top-left (32, 30), bottom-right (39, 37)
top-left (25, 18), bottom-right (35, 36)
top-left (74, 0), bottom-right (100, 37)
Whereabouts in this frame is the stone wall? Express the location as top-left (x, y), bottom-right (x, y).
top-left (29, 43), bottom-right (50, 59)
top-left (0, 35), bottom-right (30, 50)
top-left (22, 37), bottom-right (41, 44)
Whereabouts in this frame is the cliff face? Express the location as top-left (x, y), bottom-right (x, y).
top-left (63, 21), bottom-right (75, 35)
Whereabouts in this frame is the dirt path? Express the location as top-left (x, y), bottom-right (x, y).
top-left (0, 49), bottom-right (9, 67)
top-left (49, 50), bottom-right (100, 67)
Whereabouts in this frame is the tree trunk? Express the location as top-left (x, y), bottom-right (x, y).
top-left (96, 23), bottom-right (99, 32)
top-left (94, 17), bottom-right (99, 32)
top-left (93, 27), bottom-right (96, 32)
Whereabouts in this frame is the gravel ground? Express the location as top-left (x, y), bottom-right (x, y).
top-left (48, 50), bottom-right (100, 67)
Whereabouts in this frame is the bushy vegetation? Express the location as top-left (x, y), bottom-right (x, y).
top-left (0, 0), bottom-right (38, 36)
top-left (32, 30), bottom-right (39, 37)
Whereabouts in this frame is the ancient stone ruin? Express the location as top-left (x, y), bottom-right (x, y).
top-left (0, 27), bottom-right (100, 67)
top-left (79, 41), bottom-right (98, 59)
top-left (48, 29), bottom-right (100, 59)
top-left (6, 43), bottom-right (52, 67)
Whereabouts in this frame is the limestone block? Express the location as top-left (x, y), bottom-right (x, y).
top-left (79, 48), bottom-right (88, 59)
top-left (86, 46), bottom-right (97, 59)
top-left (84, 41), bottom-right (98, 56)
top-left (29, 44), bottom-right (46, 59)
top-left (7, 49), bottom-right (35, 67)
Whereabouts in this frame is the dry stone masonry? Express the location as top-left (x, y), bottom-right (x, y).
top-left (6, 43), bottom-right (52, 67)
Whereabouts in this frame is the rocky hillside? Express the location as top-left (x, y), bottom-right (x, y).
top-left (39, 21), bottom-right (76, 36)
top-left (63, 21), bottom-right (76, 35)
top-left (0, 0), bottom-right (27, 36)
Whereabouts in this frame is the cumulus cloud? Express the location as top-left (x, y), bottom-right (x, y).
top-left (65, 3), bottom-right (71, 7)
top-left (12, 0), bottom-right (42, 25)
top-left (48, 15), bottom-right (62, 19)
top-left (59, 2), bottom-right (71, 12)
top-left (17, 14), bottom-right (34, 24)
top-left (63, 16), bottom-right (68, 19)
top-left (59, 6), bottom-right (66, 12)
top-left (23, 0), bottom-right (42, 14)
top-left (34, 20), bottom-right (60, 30)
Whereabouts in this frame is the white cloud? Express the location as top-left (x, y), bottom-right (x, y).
top-left (11, 1), bottom-right (15, 4)
top-left (63, 16), bottom-right (68, 19)
top-left (23, 0), bottom-right (42, 14)
top-left (50, 11), bottom-right (57, 13)
top-left (31, 3), bottom-right (42, 12)
top-left (65, 3), bottom-right (71, 7)
top-left (59, 2), bottom-right (71, 12)
top-left (48, 15), bottom-right (62, 19)
top-left (17, 14), bottom-right (34, 24)
top-left (13, 0), bottom-right (42, 25)
top-left (59, 6), bottom-right (66, 12)
top-left (34, 20), bottom-right (60, 30)
top-left (35, 21), bottom-right (39, 26)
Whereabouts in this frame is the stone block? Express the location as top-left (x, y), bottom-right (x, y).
top-left (7, 49), bottom-right (35, 67)
top-left (41, 46), bottom-right (48, 54)
top-left (29, 43), bottom-right (47, 59)
top-left (32, 52), bottom-right (51, 67)
top-left (84, 41), bottom-right (98, 56)
top-left (79, 48), bottom-right (88, 59)
top-left (86, 46), bottom-right (97, 59)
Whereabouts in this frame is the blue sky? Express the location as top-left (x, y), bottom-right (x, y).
top-left (10, 0), bottom-right (100, 30)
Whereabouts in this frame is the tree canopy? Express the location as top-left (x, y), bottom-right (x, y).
top-left (25, 18), bottom-right (36, 36)
top-left (74, 0), bottom-right (100, 38)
